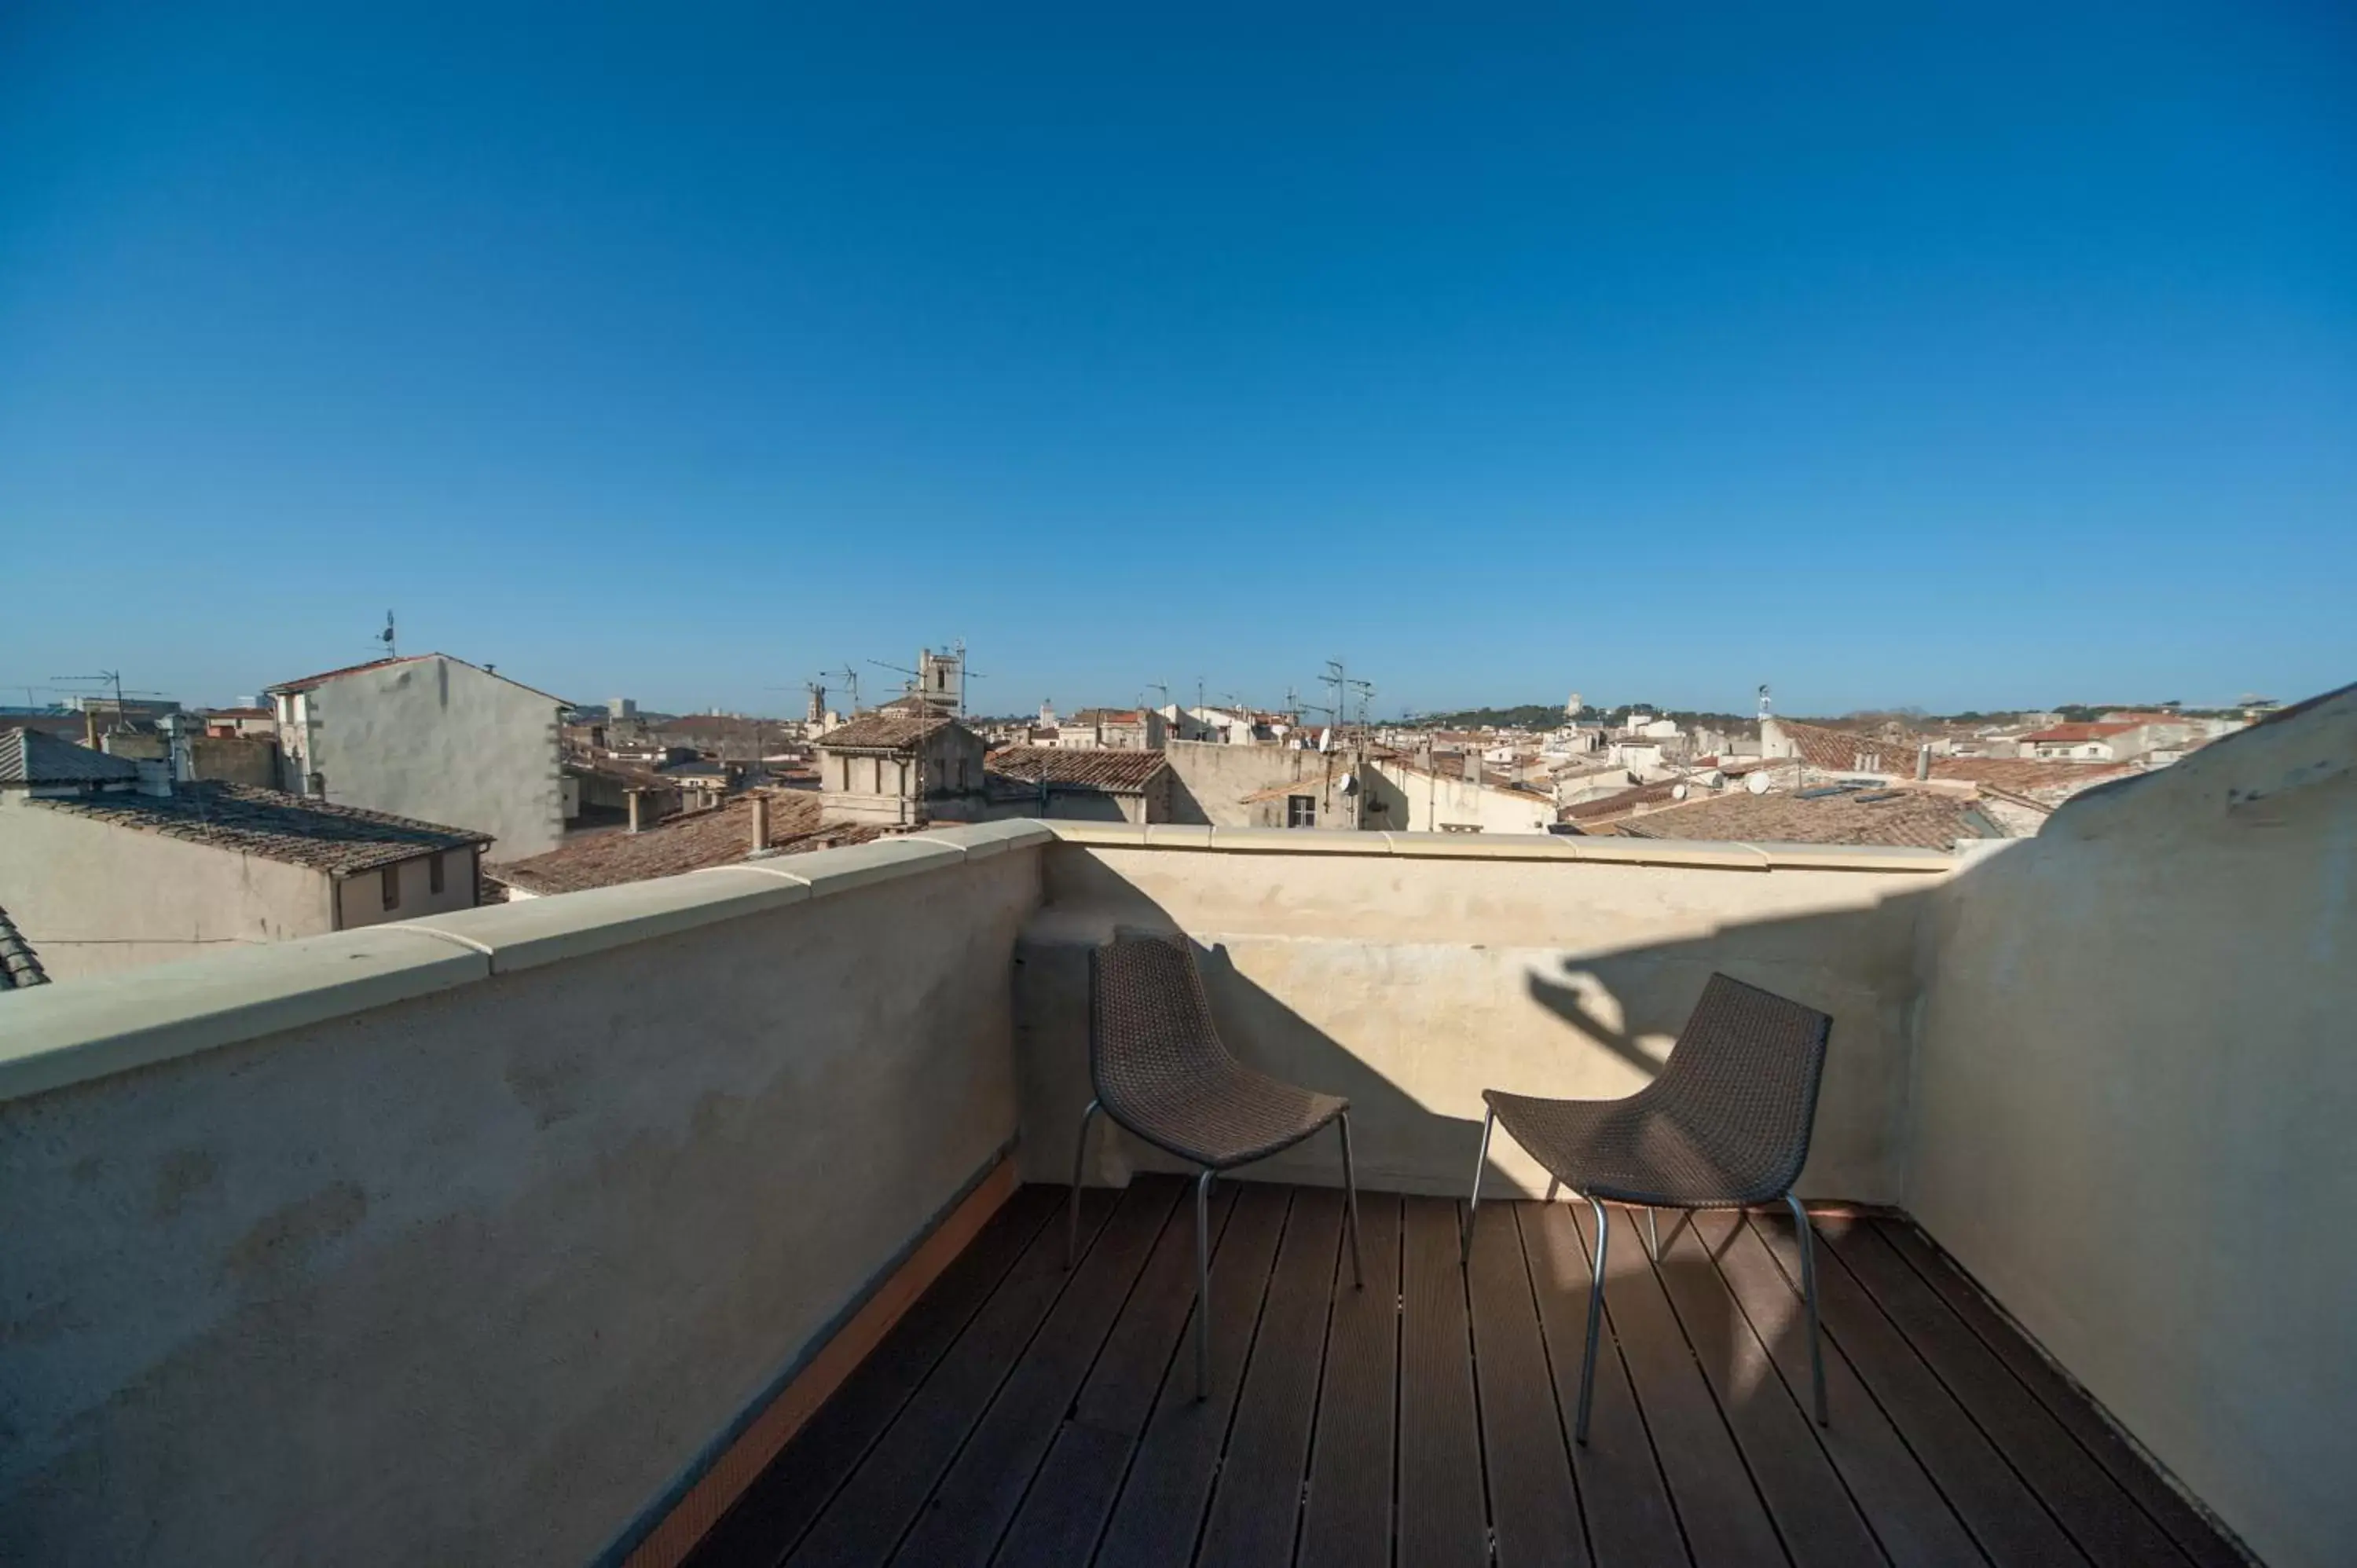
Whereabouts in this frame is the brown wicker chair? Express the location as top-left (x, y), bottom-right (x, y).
top-left (1071, 931), bottom-right (1364, 1397)
top-left (1464, 973), bottom-right (1833, 1441)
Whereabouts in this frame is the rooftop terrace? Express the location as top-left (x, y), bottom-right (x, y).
top-left (1, 686), bottom-right (2348, 1567)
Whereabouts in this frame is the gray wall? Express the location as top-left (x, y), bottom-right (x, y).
top-left (1908, 690), bottom-right (2357, 1568)
top-left (0, 793), bottom-right (335, 978)
top-left (0, 837), bottom-right (1041, 1567)
top-left (299, 657), bottom-right (565, 859)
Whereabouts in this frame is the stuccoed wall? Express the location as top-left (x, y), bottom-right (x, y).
top-left (0, 793), bottom-right (335, 978)
top-left (308, 656), bottom-right (565, 859)
top-left (0, 823), bottom-right (1046, 1568)
top-left (1908, 687), bottom-right (2357, 1568)
top-left (1161, 740), bottom-right (1352, 826)
top-left (1017, 829), bottom-right (1951, 1203)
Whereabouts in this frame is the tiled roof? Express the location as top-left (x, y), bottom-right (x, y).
top-left (985, 746), bottom-right (1170, 793)
top-left (487, 790), bottom-right (881, 895)
top-left (1562, 781), bottom-right (1679, 820)
top-left (1772, 719), bottom-right (1919, 774)
top-left (2020, 723), bottom-right (2140, 743)
top-left (1071, 709), bottom-right (1148, 724)
top-left (0, 727), bottom-right (142, 786)
top-left (1926, 757), bottom-right (2134, 800)
top-left (0, 902), bottom-right (47, 991)
top-left (203, 707), bottom-right (273, 720)
top-left (818, 713), bottom-right (964, 752)
top-left (27, 782), bottom-right (491, 874)
top-left (1610, 788), bottom-right (1996, 849)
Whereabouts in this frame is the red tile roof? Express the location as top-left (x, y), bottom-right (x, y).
top-left (816, 713), bottom-right (965, 752)
top-left (28, 782), bottom-right (489, 873)
top-left (1610, 788), bottom-right (1993, 849)
top-left (488, 790), bottom-right (879, 895)
top-left (1925, 757), bottom-right (2134, 800)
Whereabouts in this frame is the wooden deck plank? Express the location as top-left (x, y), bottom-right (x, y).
top-left (1567, 1201), bottom-right (1787, 1568)
top-left (1644, 1210), bottom-right (1886, 1566)
top-left (1296, 1193), bottom-right (1402, 1568)
top-left (1743, 1211), bottom-right (2084, 1568)
top-left (1466, 1201), bottom-right (1589, 1566)
top-left (1090, 1182), bottom-right (1291, 1568)
top-left (1396, 1195), bottom-right (1490, 1568)
top-left (1694, 1211), bottom-right (1982, 1568)
top-left (687, 1185), bottom-right (1063, 1568)
top-left (1820, 1217), bottom-right (2191, 1568)
top-left (889, 1179), bottom-right (1185, 1567)
top-left (785, 1189), bottom-right (1122, 1568)
top-left (1871, 1220), bottom-right (2245, 1568)
top-left (987, 1185), bottom-right (1240, 1568)
top-left (1519, 1202), bottom-right (1688, 1568)
top-left (1196, 1187), bottom-right (1346, 1568)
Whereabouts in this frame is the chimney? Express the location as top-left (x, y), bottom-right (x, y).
top-left (750, 793), bottom-right (770, 852)
top-left (627, 790), bottom-right (644, 834)
top-left (1915, 743), bottom-right (1932, 782)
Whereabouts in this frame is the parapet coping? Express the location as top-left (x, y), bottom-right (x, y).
top-left (1038, 820), bottom-right (1962, 875)
top-left (0, 819), bottom-right (1054, 1105)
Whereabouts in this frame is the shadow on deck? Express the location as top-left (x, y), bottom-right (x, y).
top-left (686, 1178), bottom-right (2240, 1568)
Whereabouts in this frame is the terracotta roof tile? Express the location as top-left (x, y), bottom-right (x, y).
top-left (487, 790), bottom-right (880, 895)
top-left (27, 782), bottom-right (490, 874)
top-left (1611, 788), bottom-right (1994, 848)
top-left (817, 713), bottom-right (964, 752)
top-left (985, 746), bottom-right (1169, 792)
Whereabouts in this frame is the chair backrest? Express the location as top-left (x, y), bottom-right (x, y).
top-left (1646, 973), bottom-right (1834, 1200)
top-left (1088, 931), bottom-right (1237, 1108)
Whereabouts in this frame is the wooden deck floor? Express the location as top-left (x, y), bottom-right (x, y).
top-left (686, 1178), bottom-right (2240, 1568)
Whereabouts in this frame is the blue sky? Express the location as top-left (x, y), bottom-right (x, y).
top-left (3, 3), bottom-right (2350, 718)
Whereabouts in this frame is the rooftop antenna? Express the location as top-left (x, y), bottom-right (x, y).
top-left (1758, 683), bottom-right (1773, 722)
top-left (49, 670), bottom-right (166, 732)
top-left (378, 610), bottom-right (398, 659)
top-left (823, 665), bottom-right (862, 713)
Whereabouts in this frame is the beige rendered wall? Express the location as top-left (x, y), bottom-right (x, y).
top-left (307, 656), bottom-right (565, 859)
top-left (1368, 758), bottom-right (1561, 833)
top-left (1017, 830), bottom-right (1952, 1203)
top-left (0, 824), bottom-right (1047, 1568)
top-left (1908, 689), bottom-right (2357, 1568)
top-left (0, 793), bottom-right (335, 980)
top-left (1162, 740), bottom-right (1351, 826)
top-left (332, 847), bottom-right (480, 930)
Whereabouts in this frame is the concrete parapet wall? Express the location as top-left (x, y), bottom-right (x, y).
top-left (0, 820), bottom-right (1050, 1567)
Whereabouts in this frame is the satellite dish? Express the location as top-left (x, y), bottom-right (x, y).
top-left (1746, 771), bottom-right (1772, 796)
top-left (1672, 782), bottom-right (1689, 801)
top-left (1318, 727), bottom-right (1332, 753)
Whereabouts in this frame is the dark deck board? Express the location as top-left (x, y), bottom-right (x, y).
top-left (786, 1188), bottom-right (1121, 1567)
top-left (1296, 1193), bottom-right (1402, 1568)
top-left (1819, 1216), bottom-right (2192, 1568)
top-left (1466, 1199), bottom-right (1589, 1566)
top-left (1745, 1209), bottom-right (2086, 1567)
top-left (1397, 1195), bottom-right (1490, 1567)
top-left (687, 1185), bottom-right (1064, 1568)
top-left (1871, 1219), bottom-right (2245, 1568)
top-left (1695, 1211), bottom-right (1985, 1568)
top-left (1089, 1181), bottom-right (1290, 1568)
top-left (703, 1186), bottom-right (2247, 1568)
top-left (1569, 1200), bottom-right (1787, 1568)
top-left (891, 1178), bottom-right (1184, 1567)
top-left (989, 1185), bottom-right (1240, 1567)
top-left (1196, 1188), bottom-right (1344, 1567)
top-left (1645, 1211), bottom-right (1886, 1566)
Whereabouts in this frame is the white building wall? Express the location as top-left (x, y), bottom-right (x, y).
top-left (1367, 760), bottom-right (1559, 834)
top-left (298, 658), bottom-right (564, 859)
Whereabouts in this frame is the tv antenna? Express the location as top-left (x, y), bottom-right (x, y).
top-left (49, 670), bottom-right (167, 731)
top-left (823, 665), bottom-right (863, 713)
top-left (377, 610), bottom-right (398, 659)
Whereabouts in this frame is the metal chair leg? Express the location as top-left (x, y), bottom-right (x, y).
top-left (1575, 1194), bottom-right (1610, 1444)
top-left (1193, 1167), bottom-right (1215, 1400)
top-left (1461, 1107), bottom-right (1495, 1265)
top-left (1644, 1205), bottom-right (1662, 1263)
top-left (1785, 1193), bottom-right (1828, 1425)
top-left (1067, 1098), bottom-right (1101, 1270)
top-left (1337, 1113), bottom-right (1365, 1289)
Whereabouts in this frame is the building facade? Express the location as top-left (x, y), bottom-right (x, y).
top-left (815, 713), bottom-right (988, 826)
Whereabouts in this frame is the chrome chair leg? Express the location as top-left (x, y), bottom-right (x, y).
top-left (1461, 1107), bottom-right (1495, 1265)
top-left (1575, 1194), bottom-right (1610, 1444)
top-left (1337, 1114), bottom-right (1365, 1289)
top-left (1067, 1098), bottom-right (1101, 1270)
top-left (1644, 1205), bottom-right (1662, 1263)
top-left (1785, 1192), bottom-right (1828, 1425)
top-left (1193, 1167), bottom-right (1216, 1400)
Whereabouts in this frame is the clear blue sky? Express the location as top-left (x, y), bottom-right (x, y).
top-left (3, 3), bottom-right (2350, 718)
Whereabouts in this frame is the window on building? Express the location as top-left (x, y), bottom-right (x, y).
top-left (428, 853), bottom-right (445, 896)
top-left (1286, 794), bottom-right (1317, 828)
top-left (381, 866), bottom-right (401, 911)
